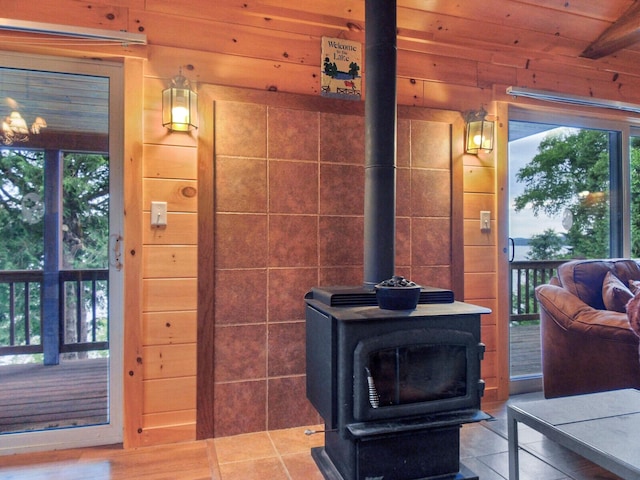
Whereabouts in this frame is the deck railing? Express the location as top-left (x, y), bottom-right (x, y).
top-left (0, 269), bottom-right (109, 358)
top-left (510, 260), bottom-right (566, 323)
top-left (2, 262), bottom-right (564, 360)
top-left (509, 259), bottom-right (567, 377)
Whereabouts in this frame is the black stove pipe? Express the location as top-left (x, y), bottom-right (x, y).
top-left (363, 0), bottom-right (397, 288)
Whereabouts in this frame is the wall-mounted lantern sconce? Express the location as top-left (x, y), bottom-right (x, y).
top-left (464, 107), bottom-right (494, 154)
top-left (162, 68), bottom-right (198, 132)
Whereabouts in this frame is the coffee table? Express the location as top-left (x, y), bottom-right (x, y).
top-left (508, 388), bottom-right (640, 480)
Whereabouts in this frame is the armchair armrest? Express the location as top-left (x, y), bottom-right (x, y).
top-left (536, 284), bottom-right (633, 342)
top-left (535, 284), bottom-right (593, 330)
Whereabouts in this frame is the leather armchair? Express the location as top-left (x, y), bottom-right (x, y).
top-left (535, 259), bottom-right (640, 398)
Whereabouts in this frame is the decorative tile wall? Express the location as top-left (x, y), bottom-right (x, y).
top-left (212, 100), bottom-right (452, 437)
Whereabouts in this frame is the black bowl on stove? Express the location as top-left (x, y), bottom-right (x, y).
top-left (375, 277), bottom-right (421, 310)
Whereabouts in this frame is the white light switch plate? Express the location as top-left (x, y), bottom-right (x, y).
top-left (151, 201), bottom-right (168, 226)
top-left (480, 210), bottom-right (491, 231)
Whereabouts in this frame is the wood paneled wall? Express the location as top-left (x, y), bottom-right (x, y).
top-left (5, 0), bottom-right (639, 448)
top-left (462, 153), bottom-right (499, 402)
top-left (137, 78), bottom-right (199, 446)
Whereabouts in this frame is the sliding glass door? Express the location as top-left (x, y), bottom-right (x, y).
top-left (629, 130), bottom-right (640, 257)
top-left (507, 110), bottom-right (629, 393)
top-left (0, 52), bottom-right (123, 454)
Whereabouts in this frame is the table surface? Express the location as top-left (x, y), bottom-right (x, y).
top-left (508, 388), bottom-right (640, 479)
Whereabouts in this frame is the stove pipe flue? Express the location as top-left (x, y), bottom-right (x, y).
top-left (363, 0), bottom-right (397, 288)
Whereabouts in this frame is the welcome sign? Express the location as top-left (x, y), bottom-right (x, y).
top-left (321, 37), bottom-right (362, 100)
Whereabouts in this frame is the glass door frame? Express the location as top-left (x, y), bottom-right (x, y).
top-left (500, 103), bottom-right (636, 396)
top-left (0, 51), bottom-right (124, 454)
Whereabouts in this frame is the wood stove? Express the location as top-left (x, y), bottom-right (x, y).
top-left (305, 287), bottom-right (490, 480)
top-left (305, 1), bottom-right (490, 478)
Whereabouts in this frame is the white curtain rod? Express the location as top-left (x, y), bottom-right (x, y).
top-left (506, 86), bottom-right (640, 115)
top-left (0, 18), bottom-right (147, 45)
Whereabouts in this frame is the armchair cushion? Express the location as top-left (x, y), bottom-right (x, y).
top-left (602, 271), bottom-right (634, 313)
top-left (557, 258), bottom-right (640, 310)
top-left (614, 260), bottom-right (640, 285)
top-left (557, 259), bottom-right (614, 310)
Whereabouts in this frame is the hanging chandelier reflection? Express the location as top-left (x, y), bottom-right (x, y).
top-left (1, 98), bottom-right (47, 145)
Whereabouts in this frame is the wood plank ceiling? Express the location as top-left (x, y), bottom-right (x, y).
top-left (3, 0), bottom-right (640, 139)
top-left (176, 0), bottom-right (640, 67)
top-left (148, 0), bottom-right (640, 92)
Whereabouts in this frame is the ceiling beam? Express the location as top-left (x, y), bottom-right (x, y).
top-left (581, 1), bottom-right (640, 59)
top-left (5, 131), bottom-right (109, 153)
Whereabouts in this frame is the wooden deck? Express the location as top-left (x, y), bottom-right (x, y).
top-left (0, 327), bottom-right (542, 435)
top-left (0, 357), bottom-right (108, 433)
top-left (510, 323), bottom-right (542, 377)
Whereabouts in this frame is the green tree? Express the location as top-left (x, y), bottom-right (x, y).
top-left (526, 229), bottom-right (565, 260)
top-left (323, 57), bottom-right (338, 77)
top-left (61, 153), bottom-right (110, 269)
top-left (323, 56), bottom-right (338, 90)
top-left (631, 137), bottom-right (640, 256)
top-left (0, 149), bottom-right (109, 353)
top-left (0, 150), bottom-right (44, 270)
top-left (514, 129), bottom-right (610, 259)
top-left (0, 150), bottom-right (108, 269)
top-left (348, 61), bottom-right (360, 79)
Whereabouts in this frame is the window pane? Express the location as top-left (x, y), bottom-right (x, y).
top-left (631, 136), bottom-right (640, 257)
top-left (508, 121), bottom-right (613, 381)
top-left (62, 152), bottom-right (109, 269)
top-left (510, 123), bottom-right (611, 261)
top-left (0, 149), bottom-right (44, 270)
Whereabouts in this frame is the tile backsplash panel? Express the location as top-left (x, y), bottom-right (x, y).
top-left (212, 100), bottom-right (452, 436)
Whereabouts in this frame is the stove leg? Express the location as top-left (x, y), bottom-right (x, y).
top-left (310, 446), bottom-right (479, 480)
top-left (311, 447), bottom-right (345, 480)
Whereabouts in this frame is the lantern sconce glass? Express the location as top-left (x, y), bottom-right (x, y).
top-left (464, 107), bottom-right (494, 154)
top-left (162, 68), bottom-right (198, 132)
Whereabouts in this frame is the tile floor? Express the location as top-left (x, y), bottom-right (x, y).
top-left (212, 392), bottom-right (623, 480)
top-left (0, 393), bottom-right (625, 479)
